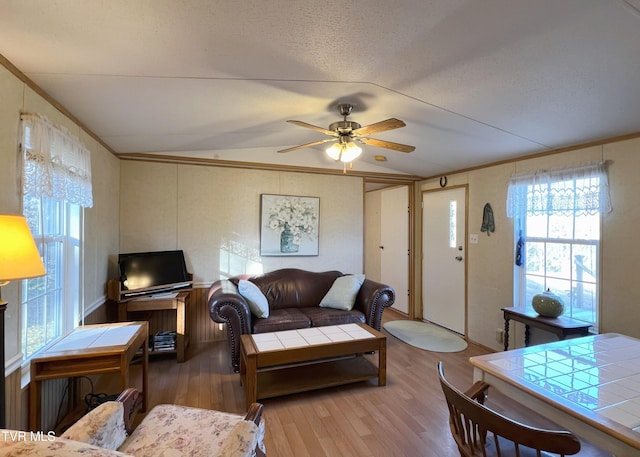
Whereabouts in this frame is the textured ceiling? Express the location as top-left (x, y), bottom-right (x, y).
top-left (2, 0), bottom-right (640, 177)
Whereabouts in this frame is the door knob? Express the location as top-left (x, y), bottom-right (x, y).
top-left (455, 256), bottom-right (463, 261)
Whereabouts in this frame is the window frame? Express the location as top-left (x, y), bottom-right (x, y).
top-left (512, 179), bottom-right (602, 332)
top-left (21, 195), bottom-right (82, 361)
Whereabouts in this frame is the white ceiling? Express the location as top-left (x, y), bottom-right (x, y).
top-left (2, 0), bottom-right (640, 177)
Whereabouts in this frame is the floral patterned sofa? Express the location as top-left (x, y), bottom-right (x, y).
top-left (0, 389), bottom-right (265, 457)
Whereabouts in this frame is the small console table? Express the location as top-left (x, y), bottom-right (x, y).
top-left (108, 280), bottom-right (191, 362)
top-left (117, 291), bottom-right (190, 362)
top-left (30, 321), bottom-right (148, 431)
top-left (501, 306), bottom-right (591, 351)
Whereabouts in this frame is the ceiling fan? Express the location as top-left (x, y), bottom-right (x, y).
top-left (278, 104), bottom-right (415, 168)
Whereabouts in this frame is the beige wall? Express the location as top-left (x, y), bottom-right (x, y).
top-left (418, 139), bottom-right (640, 351)
top-left (119, 161), bottom-right (365, 283)
top-left (5, 46), bottom-right (640, 425)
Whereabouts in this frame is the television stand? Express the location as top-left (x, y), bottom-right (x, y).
top-left (108, 280), bottom-right (190, 362)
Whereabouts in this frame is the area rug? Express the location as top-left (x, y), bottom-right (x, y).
top-left (383, 320), bottom-right (468, 352)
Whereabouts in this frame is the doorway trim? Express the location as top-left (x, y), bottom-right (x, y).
top-left (364, 178), bottom-right (416, 318)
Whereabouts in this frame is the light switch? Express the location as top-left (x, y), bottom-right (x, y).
top-left (470, 234), bottom-right (478, 244)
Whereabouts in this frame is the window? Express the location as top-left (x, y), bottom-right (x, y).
top-left (22, 196), bottom-right (80, 358)
top-left (20, 114), bottom-right (92, 360)
top-left (507, 162), bottom-right (611, 331)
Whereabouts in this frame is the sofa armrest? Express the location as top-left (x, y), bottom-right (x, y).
top-left (354, 279), bottom-right (395, 331)
top-left (216, 403), bottom-right (266, 457)
top-left (60, 401), bottom-right (128, 451)
top-left (217, 421), bottom-right (260, 457)
top-left (208, 279), bottom-right (253, 371)
top-left (60, 388), bottom-right (142, 450)
top-left (244, 403), bottom-right (266, 457)
top-left (208, 279), bottom-right (252, 331)
top-left (116, 388), bottom-right (142, 435)
top-left (244, 402), bottom-right (264, 426)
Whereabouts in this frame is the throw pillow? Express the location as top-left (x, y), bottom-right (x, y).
top-left (238, 280), bottom-right (269, 318)
top-left (319, 274), bottom-right (365, 311)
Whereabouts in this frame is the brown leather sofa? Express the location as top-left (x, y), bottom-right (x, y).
top-left (207, 268), bottom-right (395, 371)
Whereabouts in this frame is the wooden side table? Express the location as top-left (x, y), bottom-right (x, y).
top-left (117, 291), bottom-right (190, 362)
top-left (29, 321), bottom-right (148, 431)
top-left (501, 306), bottom-right (591, 351)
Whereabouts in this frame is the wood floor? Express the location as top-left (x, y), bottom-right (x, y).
top-left (125, 310), bottom-right (611, 456)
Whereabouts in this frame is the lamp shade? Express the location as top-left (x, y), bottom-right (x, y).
top-left (0, 214), bottom-right (46, 281)
top-left (326, 141), bottom-right (363, 163)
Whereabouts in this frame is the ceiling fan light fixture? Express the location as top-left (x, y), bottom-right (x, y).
top-left (326, 139), bottom-right (362, 162)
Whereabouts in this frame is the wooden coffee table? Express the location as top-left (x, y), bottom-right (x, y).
top-left (240, 323), bottom-right (386, 407)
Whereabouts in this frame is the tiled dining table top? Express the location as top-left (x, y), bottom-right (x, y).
top-left (471, 333), bottom-right (640, 434)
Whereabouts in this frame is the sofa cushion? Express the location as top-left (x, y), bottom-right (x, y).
top-left (319, 274), bottom-right (365, 310)
top-left (301, 307), bottom-right (366, 327)
top-left (252, 308), bottom-right (311, 333)
top-left (119, 404), bottom-right (263, 457)
top-left (250, 268), bottom-right (342, 310)
top-left (238, 280), bottom-right (269, 318)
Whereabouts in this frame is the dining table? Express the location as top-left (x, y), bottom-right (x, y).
top-left (469, 333), bottom-right (640, 456)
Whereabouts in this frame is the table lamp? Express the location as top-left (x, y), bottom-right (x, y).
top-left (0, 214), bottom-right (46, 428)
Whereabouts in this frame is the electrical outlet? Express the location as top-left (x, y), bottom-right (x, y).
top-left (495, 328), bottom-right (504, 344)
top-left (470, 233), bottom-right (479, 244)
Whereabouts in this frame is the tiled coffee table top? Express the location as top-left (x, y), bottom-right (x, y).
top-left (251, 323), bottom-right (375, 352)
top-left (481, 334), bottom-right (640, 432)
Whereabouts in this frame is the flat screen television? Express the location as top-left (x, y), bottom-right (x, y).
top-left (118, 250), bottom-right (192, 298)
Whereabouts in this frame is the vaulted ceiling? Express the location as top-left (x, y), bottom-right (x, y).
top-left (2, 0), bottom-right (640, 178)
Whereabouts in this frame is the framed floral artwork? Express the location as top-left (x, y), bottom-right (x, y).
top-left (260, 194), bottom-right (319, 256)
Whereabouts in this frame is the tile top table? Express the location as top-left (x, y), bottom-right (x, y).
top-left (250, 324), bottom-right (377, 351)
top-left (470, 333), bottom-right (640, 456)
top-left (30, 321), bottom-right (148, 431)
top-left (240, 323), bottom-right (386, 408)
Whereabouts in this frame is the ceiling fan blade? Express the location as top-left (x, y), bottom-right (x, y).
top-left (352, 118), bottom-right (406, 136)
top-left (286, 120), bottom-right (338, 137)
top-left (359, 137), bottom-right (415, 153)
top-left (278, 138), bottom-right (337, 153)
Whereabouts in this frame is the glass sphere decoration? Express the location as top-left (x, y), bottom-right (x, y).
top-left (532, 288), bottom-right (565, 317)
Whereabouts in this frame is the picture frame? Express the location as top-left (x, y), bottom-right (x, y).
top-left (260, 194), bottom-right (320, 256)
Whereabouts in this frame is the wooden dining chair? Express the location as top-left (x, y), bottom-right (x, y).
top-left (437, 362), bottom-right (581, 457)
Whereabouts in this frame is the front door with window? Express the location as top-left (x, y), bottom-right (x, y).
top-left (422, 187), bottom-right (466, 335)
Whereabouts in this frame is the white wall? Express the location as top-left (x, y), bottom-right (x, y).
top-left (119, 161), bottom-right (365, 284)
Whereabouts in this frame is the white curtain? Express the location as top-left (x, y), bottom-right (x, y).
top-left (21, 113), bottom-right (93, 208)
top-left (506, 161), bottom-right (611, 218)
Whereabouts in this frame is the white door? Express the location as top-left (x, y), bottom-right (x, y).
top-left (422, 187), bottom-right (466, 334)
top-left (381, 186), bottom-right (409, 314)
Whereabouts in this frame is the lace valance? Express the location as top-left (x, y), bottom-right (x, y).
top-left (506, 161), bottom-right (611, 218)
top-left (21, 113), bottom-right (93, 208)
